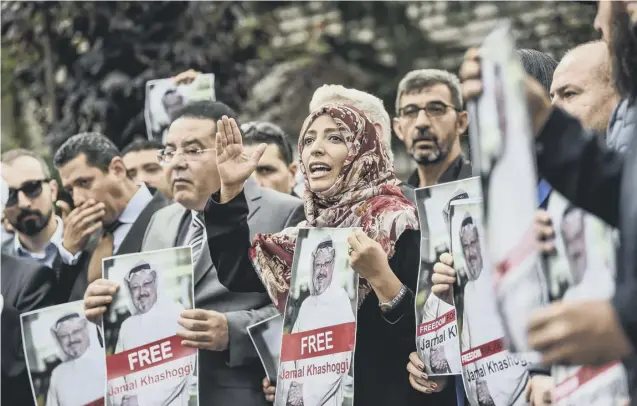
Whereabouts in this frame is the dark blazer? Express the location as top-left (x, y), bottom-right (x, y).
top-left (58, 190), bottom-right (170, 303)
top-left (1, 254), bottom-right (57, 405)
top-left (142, 179), bottom-right (305, 406)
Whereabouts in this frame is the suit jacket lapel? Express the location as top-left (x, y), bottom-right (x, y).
top-left (194, 237), bottom-right (214, 288)
top-left (244, 178), bottom-right (262, 221)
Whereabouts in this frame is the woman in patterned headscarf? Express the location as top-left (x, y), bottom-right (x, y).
top-left (205, 104), bottom-right (434, 405)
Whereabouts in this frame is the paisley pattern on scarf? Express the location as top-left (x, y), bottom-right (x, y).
top-left (249, 103), bottom-right (419, 313)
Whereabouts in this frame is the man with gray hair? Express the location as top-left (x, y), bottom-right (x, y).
top-left (309, 84), bottom-right (416, 202)
top-left (393, 69), bottom-right (471, 188)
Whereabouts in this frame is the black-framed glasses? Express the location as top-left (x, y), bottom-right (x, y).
top-left (398, 101), bottom-right (459, 120)
top-left (157, 147), bottom-right (215, 164)
top-left (6, 179), bottom-right (50, 206)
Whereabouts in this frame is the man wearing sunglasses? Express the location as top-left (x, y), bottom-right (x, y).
top-left (1, 149), bottom-right (63, 270)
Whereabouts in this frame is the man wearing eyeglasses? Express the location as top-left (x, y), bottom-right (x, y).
top-left (83, 100), bottom-right (305, 406)
top-left (393, 69), bottom-right (472, 189)
top-left (1, 149), bottom-right (63, 270)
top-left (241, 121), bottom-right (299, 196)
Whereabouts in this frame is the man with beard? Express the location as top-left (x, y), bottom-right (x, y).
top-left (112, 260), bottom-right (191, 406)
top-left (46, 313), bottom-right (105, 406)
top-left (461, 0), bottom-right (637, 401)
top-left (393, 69), bottom-right (471, 188)
top-left (1, 149), bottom-right (63, 270)
top-left (282, 237), bottom-right (355, 406)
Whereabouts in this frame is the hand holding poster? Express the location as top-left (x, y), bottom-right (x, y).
top-left (248, 314), bottom-right (284, 384)
top-left (21, 300), bottom-right (106, 406)
top-left (144, 73), bottom-right (216, 142)
top-left (474, 22), bottom-right (547, 354)
top-left (102, 247), bottom-right (198, 406)
top-left (546, 193), bottom-right (629, 405)
top-left (414, 177), bottom-right (481, 377)
top-left (275, 228), bottom-right (358, 406)
top-left (450, 199), bottom-right (529, 406)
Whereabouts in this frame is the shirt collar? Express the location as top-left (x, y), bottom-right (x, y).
top-left (407, 155), bottom-right (471, 187)
top-left (118, 184), bottom-right (153, 224)
top-left (14, 215), bottom-right (64, 256)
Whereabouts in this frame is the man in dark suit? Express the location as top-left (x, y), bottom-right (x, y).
top-left (1, 254), bottom-right (57, 405)
top-left (52, 132), bottom-right (170, 302)
top-left (82, 101), bottom-right (304, 406)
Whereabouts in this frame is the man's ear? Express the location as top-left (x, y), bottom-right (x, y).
top-left (456, 111), bottom-right (469, 138)
top-left (49, 179), bottom-right (59, 202)
top-left (392, 117), bottom-right (405, 143)
top-left (108, 157), bottom-right (128, 179)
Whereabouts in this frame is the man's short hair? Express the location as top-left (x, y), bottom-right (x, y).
top-left (309, 85), bottom-right (394, 162)
top-left (562, 40), bottom-right (613, 84)
top-left (1, 148), bottom-right (51, 178)
top-left (171, 100), bottom-right (239, 125)
top-left (517, 49), bottom-right (558, 93)
top-left (241, 121), bottom-right (294, 165)
top-left (395, 69), bottom-right (464, 114)
top-left (122, 139), bottom-right (165, 156)
top-left (53, 132), bottom-right (120, 172)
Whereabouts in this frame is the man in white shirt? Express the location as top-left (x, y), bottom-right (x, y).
top-left (282, 237), bottom-right (355, 406)
top-left (1, 149), bottom-right (64, 270)
top-left (46, 313), bottom-right (106, 406)
top-left (112, 260), bottom-right (191, 406)
top-left (53, 132), bottom-right (169, 301)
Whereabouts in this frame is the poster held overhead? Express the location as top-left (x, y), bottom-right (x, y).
top-left (275, 228), bottom-right (358, 406)
top-left (20, 300), bottom-right (106, 406)
top-left (473, 21), bottom-right (547, 356)
top-left (546, 193), bottom-right (629, 405)
top-left (144, 74), bottom-right (216, 142)
top-left (102, 247), bottom-right (198, 406)
top-left (414, 177), bottom-right (481, 377)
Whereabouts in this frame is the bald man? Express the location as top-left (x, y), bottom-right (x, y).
top-left (550, 40), bottom-right (620, 135)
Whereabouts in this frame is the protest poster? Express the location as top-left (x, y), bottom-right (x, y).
top-left (102, 247), bottom-right (198, 406)
top-left (546, 193), bottom-right (629, 405)
top-left (275, 228), bottom-right (358, 406)
top-left (144, 73), bottom-right (216, 142)
top-left (414, 177), bottom-right (481, 377)
top-left (450, 199), bottom-right (529, 406)
top-left (21, 300), bottom-right (106, 406)
top-left (474, 22), bottom-right (547, 355)
top-left (248, 314), bottom-right (284, 384)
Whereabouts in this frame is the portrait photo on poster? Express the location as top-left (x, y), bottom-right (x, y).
top-left (449, 199), bottom-right (529, 406)
top-left (101, 247), bottom-right (198, 406)
top-left (476, 22), bottom-right (546, 356)
top-left (546, 192), bottom-right (629, 406)
top-left (144, 73), bottom-right (216, 142)
top-left (248, 314), bottom-right (284, 384)
top-left (20, 300), bottom-right (106, 406)
top-left (275, 227), bottom-right (359, 406)
top-left (414, 177), bottom-right (481, 377)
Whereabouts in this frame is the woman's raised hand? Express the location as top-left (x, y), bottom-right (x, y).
top-left (216, 115), bottom-right (267, 203)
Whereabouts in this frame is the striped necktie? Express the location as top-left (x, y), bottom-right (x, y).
top-left (187, 213), bottom-right (205, 264)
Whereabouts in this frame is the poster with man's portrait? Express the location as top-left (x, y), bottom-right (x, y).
top-left (474, 22), bottom-right (547, 356)
top-left (546, 192), bottom-right (629, 405)
top-left (414, 177), bottom-right (481, 377)
top-left (275, 228), bottom-right (359, 406)
top-left (21, 300), bottom-right (106, 406)
top-left (248, 314), bottom-right (284, 384)
top-left (102, 247), bottom-right (198, 406)
top-left (144, 74), bottom-right (216, 142)
top-left (449, 199), bottom-right (529, 406)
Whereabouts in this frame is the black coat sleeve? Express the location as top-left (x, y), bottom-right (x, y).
top-left (536, 107), bottom-right (623, 227)
top-left (204, 190), bottom-right (266, 293)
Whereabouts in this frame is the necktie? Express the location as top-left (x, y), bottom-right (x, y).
top-left (187, 213), bottom-right (205, 264)
top-left (105, 220), bottom-right (123, 235)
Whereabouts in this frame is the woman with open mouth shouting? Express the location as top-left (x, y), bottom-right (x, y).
top-left (204, 104), bottom-right (442, 405)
